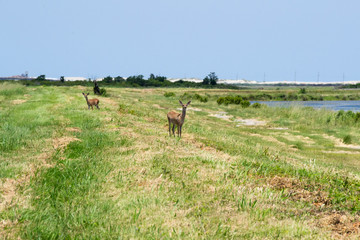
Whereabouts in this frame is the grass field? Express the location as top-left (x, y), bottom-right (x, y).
top-left (1, 82), bottom-right (360, 239)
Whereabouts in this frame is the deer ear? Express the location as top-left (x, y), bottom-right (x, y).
top-left (87, 93), bottom-right (90, 95)
top-left (179, 100), bottom-right (183, 105)
top-left (82, 92), bottom-right (84, 95)
top-left (187, 101), bottom-right (191, 106)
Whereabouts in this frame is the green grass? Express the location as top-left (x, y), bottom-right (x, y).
top-left (1, 83), bottom-right (360, 239)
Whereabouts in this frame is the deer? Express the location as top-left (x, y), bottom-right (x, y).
top-left (167, 100), bottom-right (191, 138)
top-left (82, 92), bottom-right (100, 110)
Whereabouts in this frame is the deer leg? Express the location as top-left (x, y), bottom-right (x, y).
top-left (180, 125), bottom-right (182, 138)
top-left (88, 105), bottom-right (90, 110)
top-left (168, 118), bottom-right (171, 136)
top-left (172, 124), bottom-right (175, 137)
top-left (96, 104), bottom-right (100, 110)
top-left (177, 126), bottom-right (180, 137)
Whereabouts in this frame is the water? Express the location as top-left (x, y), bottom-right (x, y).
top-left (251, 100), bottom-right (360, 112)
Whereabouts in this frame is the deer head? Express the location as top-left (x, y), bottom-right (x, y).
top-left (179, 100), bottom-right (191, 109)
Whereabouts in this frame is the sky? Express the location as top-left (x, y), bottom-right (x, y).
top-left (1, 0), bottom-right (359, 82)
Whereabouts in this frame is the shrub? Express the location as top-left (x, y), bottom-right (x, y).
top-left (251, 102), bottom-right (262, 108)
top-left (355, 112), bottom-right (360, 122)
top-left (217, 97), bottom-right (225, 105)
top-left (194, 94), bottom-right (208, 103)
top-left (164, 92), bottom-right (176, 97)
top-left (299, 88), bottom-right (307, 94)
top-left (216, 95), bottom-right (249, 107)
top-left (233, 95), bottom-right (243, 104)
top-left (241, 100), bottom-right (250, 108)
top-left (100, 88), bottom-right (107, 97)
top-left (180, 92), bottom-right (191, 100)
top-left (343, 135), bottom-right (352, 144)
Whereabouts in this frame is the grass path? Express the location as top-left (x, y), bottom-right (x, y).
top-left (1, 84), bottom-right (360, 239)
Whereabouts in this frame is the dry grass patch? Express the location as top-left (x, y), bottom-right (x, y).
top-left (235, 118), bottom-right (267, 126)
top-left (65, 127), bottom-right (81, 133)
top-left (0, 178), bottom-right (17, 212)
top-left (11, 99), bottom-right (27, 105)
top-left (322, 134), bottom-right (360, 150)
top-left (248, 133), bottom-right (287, 147)
top-left (52, 136), bottom-right (81, 150)
top-left (280, 132), bottom-right (315, 144)
top-left (153, 104), bottom-right (167, 109)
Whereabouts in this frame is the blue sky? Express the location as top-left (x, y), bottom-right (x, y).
top-left (1, 0), bottom-right (359, 82)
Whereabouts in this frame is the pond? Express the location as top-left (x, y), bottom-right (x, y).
top-left (251, 100), bottom-right (360, 112)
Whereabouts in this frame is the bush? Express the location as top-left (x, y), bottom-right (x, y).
top-left (216, 95), bottom-right (249, 107)
top-left (164, 92), bottom-right (176, 97)
top-left (100, 88), bottom-right (107, 97)
top-left (179, 92), bottom-right (208, 102)
top-left (343, 135), bottom-right (352, 144)
top-left (355, 112), bottom-right (360, 122)
top-left (217, 97), bottom-right (225, 105)
top-left (241, 100), bottom-right (250, 108)
top-left (194, 94), bottom-right (208, 103)
top-left (251, 102), bottom-right (262, 108)
top-left (299, 88), bottom-right (307, 94)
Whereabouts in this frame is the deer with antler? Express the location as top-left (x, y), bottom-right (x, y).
top-left (167, 100), bottom-right (191, 138)
top-left (82, 92), bottom-right (100, 110)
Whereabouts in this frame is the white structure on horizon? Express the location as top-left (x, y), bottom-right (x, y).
top-left (64, 77), bottom-right (88, 81)
top-left (168, 78), bottom-right (257, 84)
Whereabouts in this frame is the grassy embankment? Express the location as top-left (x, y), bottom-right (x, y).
top-left (1, 83), bottom-right (360, 239)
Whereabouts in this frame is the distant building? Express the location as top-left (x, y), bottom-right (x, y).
top-left (64, 77), bottom-right (88, 81)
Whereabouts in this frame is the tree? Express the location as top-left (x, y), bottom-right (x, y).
top-left (149, 73), bottom-right (156, 80)
top-left (208, 72), bottom-right (218, 85)
top-left (202, 77), bottom-right (210, 85)
top-left (114, 76), bottom-right (125, 83)
top-left (103, 76), bottom-right (113, 83)
top-left (36, 75), bottom-right (46, 81)
top-left (60, 76), bottom-right (65, 82)
top-left (202, 72), bottom-right (218, 85)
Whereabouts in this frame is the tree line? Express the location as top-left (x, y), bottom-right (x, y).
top-left (16, 72), bottom-right (238, 89)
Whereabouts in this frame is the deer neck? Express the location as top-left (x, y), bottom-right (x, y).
top-left (84, 96), bottom-right (89, 104)
top-left (180, 108), bottom-right (187, 122)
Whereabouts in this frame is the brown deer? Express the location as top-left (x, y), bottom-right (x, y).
top-left (167, 100), bottom-right (191, 138)
top-left (82, 92), bottom-right (100, 110)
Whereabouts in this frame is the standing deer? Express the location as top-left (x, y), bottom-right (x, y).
top-left (82, 92), bottom-right (100, 110)
top-left (167, 100), bottom-right (191, 138)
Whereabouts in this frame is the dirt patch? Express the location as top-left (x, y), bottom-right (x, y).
top-left (209, 112), bottom-right (232, 121)
top-left (11, 99), bottom-right (27, 105)
top-left (53, 136), bottom-right (80, 150)
top-left (268, 176), bottom-right (331, 207)
top-left (235, 118), bottom-right (267, 126)
top-left (317, 212), bottom-right (360, 238)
